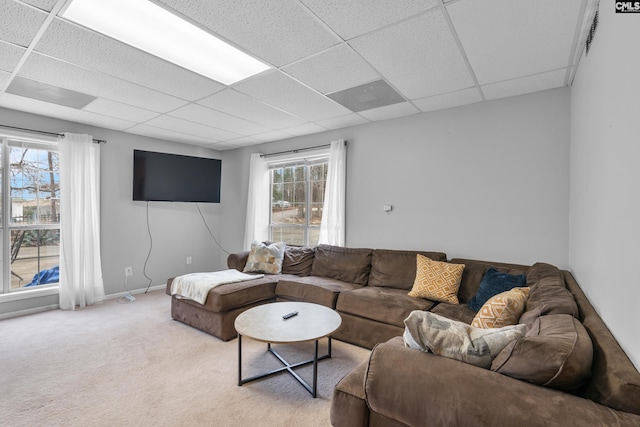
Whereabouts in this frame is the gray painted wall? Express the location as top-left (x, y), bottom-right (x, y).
top-left (221, 88), bottom-right (571, 268)
top-left (0, 108), bottom-right (225, 316)
top-left (569, 6), bottom-right (640, 368)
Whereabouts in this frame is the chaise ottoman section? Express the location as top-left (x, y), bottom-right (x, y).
top-left (330, 359), bottom-right (370, 427)
top-left (166, 275), bottom-right (281, 340)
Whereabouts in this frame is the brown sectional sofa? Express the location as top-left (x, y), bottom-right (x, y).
top-left (165, 244), bottom-right (640, 426)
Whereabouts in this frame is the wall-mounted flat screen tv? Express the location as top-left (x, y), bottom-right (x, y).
top-left (133, 150), bottom-right (221, 203)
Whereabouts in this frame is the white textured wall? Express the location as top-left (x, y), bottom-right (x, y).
top-left (0, 108), bottom-right (225, 317)
top-left (569, 6), bottom-right (640, 368)
top-left (222, 88), bottom-right (571, 267)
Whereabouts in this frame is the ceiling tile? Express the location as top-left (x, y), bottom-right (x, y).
top-left (206, 141), bottom-right (241, 151)
top-left (222, 136), bottom-right (262, 146)
top-left (19, 0), bottom-right (57, 12)
top-left (300, 0), bottom-right (440, 40)
top-left (144, 115), bottom-right (240, 142)
top-left (0, 40), bottom-right (25, 72)
top-left (198, 89), bottom-right (306, 129)
top-left (448, 0), bottom-right (583, 85)
top-left (282, 44), bottom-right (380, 94)
top-left (281, 122), bottom-right (327, 137)
top-left (83, 98), bottom-right (160, 123)
top-left (413, 87), bottom-right (482, 112)
top-left (0, 0), bottom-right (47, 47)
top-left (35, 19), bottom-right (225, 101)
top-left (251, 130), bottom-right (293, 143)
top-left (482, 69), bottom-right (567, 100)
top-left (358, 101), bottom-right (419, 121)
top-left (156, 0), bottom-right (339, 67)
top-left (234, 71), bottom-right (350, 121)
top-left (127, 124), bottom-right (215, 146)
top-left (18, 53), bottom-right (189, 113)
top-left (350, 10), bottom-right (474, 100)
top-left (169, 103), bottom-right (271, 135)
top-left (0, 92), bottom-right (136, 130)
top-left (315, 113), bottom-right (369, 130)
top-left (0, 69), bottom-right (11, 88)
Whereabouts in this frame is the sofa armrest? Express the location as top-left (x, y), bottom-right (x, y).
top-left (364, 337), bottom-right (640, 427)
top-left (227, 251), bottom-right (250, 271)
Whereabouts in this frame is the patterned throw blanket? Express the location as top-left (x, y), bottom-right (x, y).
top-left (170, 269), bottom-right (264, 304)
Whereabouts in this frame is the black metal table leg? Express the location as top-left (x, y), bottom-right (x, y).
top-left (237, 337), bottom-right (332, 398)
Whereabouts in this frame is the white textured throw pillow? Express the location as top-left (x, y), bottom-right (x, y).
top-left (243, 241), bottom-right (286, 274)
top-left (403, 311), bottom-right (526, 368)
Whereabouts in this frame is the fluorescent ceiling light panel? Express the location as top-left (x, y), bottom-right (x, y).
top-left (60, 0), bottom-right (270, 85)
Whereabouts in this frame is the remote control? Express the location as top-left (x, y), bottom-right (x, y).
top-left (282, 311), bottom-right (298, 320)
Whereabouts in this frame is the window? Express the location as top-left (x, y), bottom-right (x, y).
top-left (269, 159), bottom-right (328, 246)
top-left (1, 135), bottom-right (60, 294)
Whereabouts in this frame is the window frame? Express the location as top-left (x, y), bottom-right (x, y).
top-left (1, 132), bottom-right (60, 295)
top-left (266, 150), bottom-right (329, 246)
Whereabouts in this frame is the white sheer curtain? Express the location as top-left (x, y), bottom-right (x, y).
top-left (243, 153), bottom-right (270, 250)
top-left (319, 139), bottom-right (346, 246)
top-left (58, 133), bottom-right (105, 310)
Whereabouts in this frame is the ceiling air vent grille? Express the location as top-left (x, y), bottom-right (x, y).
top-left (586, 6), bottom-right (599, 55)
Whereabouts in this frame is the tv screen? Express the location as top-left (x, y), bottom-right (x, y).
top-left (133, 150), bottom-right (221, 203)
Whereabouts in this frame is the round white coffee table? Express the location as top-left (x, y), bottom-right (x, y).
top-left (234, 301), bottom-right (342, 398)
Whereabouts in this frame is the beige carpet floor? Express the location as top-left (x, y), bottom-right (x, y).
top-left (0, 291), bottom-right (370, 427)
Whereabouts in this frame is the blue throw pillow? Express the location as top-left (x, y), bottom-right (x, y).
top-left (467, 268), bottom-right (527, 312)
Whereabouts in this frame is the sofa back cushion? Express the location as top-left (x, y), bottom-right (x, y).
top-left (368, 249), bottom-right (447, 289)
top-left (449, 259), bottom-right (529, 304)
top-left (281, 245), bottom-right (315, 276)
top-left (519, 263), bottom-right (578, 326)
top-left (310, 244), bottom-right (372, 286)
top-left (491, 314), bottom-right (593, 392)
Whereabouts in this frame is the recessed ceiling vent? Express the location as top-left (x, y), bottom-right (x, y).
top-left (328, 80), bottom-right (405, 112)
top-left (6, 76), bottom-right (97, 109)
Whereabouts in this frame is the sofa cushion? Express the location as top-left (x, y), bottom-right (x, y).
top-left (430, 302), bottom-right (476, 324)
top-left (471, 287), bottom-right (530, 329)
top-left (403, 311), bottom-right (526, 368)
top-left (368, 249), bottom-right (447, 289)
top-left (467, 267), bottom-right (526, 312)
top-left (491, 314), bottom-right (593, 391)
top-left (310, 244), bottom-right (372, 286)
top-left (243, 241), bottom-right (285, 274)
top-left (336, 287), bottom-right (436, 328)
top-left (282, 245), bottom-right (315, 276)
top-left (449, 259), bottom-right (529, 304)
top-left (275, 276), bottom-right (361, 308)
top-left (520, 263), bottom-right (578, 325)
top-left (408, 255), bottom-right (464, 304)
top-left (167, 275), bottom-right (280, 312)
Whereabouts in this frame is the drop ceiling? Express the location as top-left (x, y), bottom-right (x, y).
top-left (0, 0), bottom-right (598, 150)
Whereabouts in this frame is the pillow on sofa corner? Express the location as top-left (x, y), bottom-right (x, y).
top-left (408, 255), bottom-right (464, 304)
top-left (471, 287), bottom-right (530, 329)
top-left (243, 241), bottom-right (285, 274)
top-left (467, 268), bottom-right (526, 312)
top-left (403, 311), bottom-right (526, 369)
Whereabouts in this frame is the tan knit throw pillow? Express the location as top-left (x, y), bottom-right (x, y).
top-left (408, 255), bottom-right (464, 304)
top-left (472, 287), bottom-right (530, 328)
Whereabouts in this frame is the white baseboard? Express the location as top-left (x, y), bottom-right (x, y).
top-left (0, 304), bottom-right (59, 320)
top-left (105, 284), bottom-right (166, 301)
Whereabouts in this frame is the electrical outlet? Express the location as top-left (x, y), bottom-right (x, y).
top-left (186, 256), bottom-right (192, 265)
top-left (125, 266), bottom-right (133, 277)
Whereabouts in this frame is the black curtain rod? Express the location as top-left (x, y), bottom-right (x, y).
top-left (260, 140), bottom-right (347, 158)
top-left (0, 125), bottom-right (107, 144)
